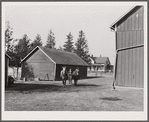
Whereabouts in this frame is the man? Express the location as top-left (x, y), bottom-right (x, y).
top-left (60, 66), bottom-right (67, 87)
top-left (68, 68), bottom-right (72, 85)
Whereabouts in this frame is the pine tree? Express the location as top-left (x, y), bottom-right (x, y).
top-left (15, 34), bottom-right (31, 59)
top-left (74, 30), bottom-right (90, 63)
top-left (30, 34), bottom-right (42, 51)
top-left (63, 32), bottom-right (74, 52)
top-left (14, 34), bottom-right (31, 78)
top-left (45, 29), bottom-right (55, 48)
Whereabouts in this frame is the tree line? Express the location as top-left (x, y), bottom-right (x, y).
top-left (5, 21), bottom-right (90, 78)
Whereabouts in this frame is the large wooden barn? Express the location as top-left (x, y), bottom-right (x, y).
top-left (110, 6), bottom-right (144, 88)
top-left (20, 46), bottom-right (88, 81)
top-left (5, 54), bottom-right (11, 87)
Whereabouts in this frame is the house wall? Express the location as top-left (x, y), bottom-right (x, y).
top-left (55, 64), bottom-right (87, 80)
top-left (21, 49), bottom-right (55, 81)
top-left (115, 6), bottom-right (144, 87)
top-left (88, 65), bottom-right (105, 71)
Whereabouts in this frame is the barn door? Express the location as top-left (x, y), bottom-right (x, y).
top-left (116, 47), bottom-right (143, 88)
top-left (132, 47), bottom-right (144, 88)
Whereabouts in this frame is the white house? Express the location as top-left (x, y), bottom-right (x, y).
top-left (88, 56), bottom-right (111, 72)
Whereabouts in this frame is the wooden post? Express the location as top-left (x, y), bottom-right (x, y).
top-left (96, 66), bottom-right (97, 76)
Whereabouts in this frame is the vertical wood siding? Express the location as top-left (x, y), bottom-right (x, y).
top-left (5, 56), bottom-right (9, 87)
top-left (125, 50), bottom-right (129, 86)
top-left (115, 6), bottom-right (144, 87)
top-left (125, 31), bottom-right (129, 47)
top-left (122, 51), bottom-right (125, 86)
top-left (116, 51), bottom-right (121, 86)
top-left (116, 7), bottom-right (144, 48)
top-left (140, 47), bottom-right (144, 87)
top-left (116, 47), bottom-right (144, 87)
top-left (135, 48), bottom-right (140, 87)
top-left (22, 49), bottom-right (55, 81)
top-left (132, 48), bottom-right (136, 87)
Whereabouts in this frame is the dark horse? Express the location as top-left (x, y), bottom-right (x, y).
top-left (72, 68), bottom-right (79, 86)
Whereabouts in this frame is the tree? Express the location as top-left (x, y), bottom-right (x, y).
top-left (15, 34), bottom-right (31, 59)
top-left (74, 30), bottom-right (90, 63)
top-left (7, 39), bottom-right (18, 67)
top-left (13, 34), bottom-right (31, 79)
top-left (5, 21), bottom-right (13, 52)
top-left (63, 32), bottom-right (74, 52)
top-left (30, 34), bottom-right (42, 51)
top-left (45, 29), bottom-right (55, 48)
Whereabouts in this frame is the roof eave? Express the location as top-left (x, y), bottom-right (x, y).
top-left (56, 64), bottom-right (89, 66)
top-left (5, 54), bottom-right (12, 59)
top-left (110, 5), bottom-right (142, 31)
top-left (20, 46), bottom-right (40, 64)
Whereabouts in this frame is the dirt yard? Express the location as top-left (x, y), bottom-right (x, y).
top-left (5, 73), bottom-right (143, 111)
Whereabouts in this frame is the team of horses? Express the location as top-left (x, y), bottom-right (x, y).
top-left (60, 67), bottom-right (79, 87)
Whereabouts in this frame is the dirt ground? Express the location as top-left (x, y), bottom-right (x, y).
top-left (5, 73), bottom-right (143, 111)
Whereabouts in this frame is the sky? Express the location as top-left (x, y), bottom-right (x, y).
top-left (2, 2), bottom-right (143, 65)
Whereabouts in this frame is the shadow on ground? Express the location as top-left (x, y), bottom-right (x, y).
top-left (100, 97), bottom-right (122, 101)
top-left (5, 83), bottom-right (103, 93)
top-left (53, 76), bottom-right (104, 81)
top-left (86, 76), bottom-right (104, 79)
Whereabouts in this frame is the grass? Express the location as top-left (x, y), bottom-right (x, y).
top-left (5, 73), bottom-right (143, 111)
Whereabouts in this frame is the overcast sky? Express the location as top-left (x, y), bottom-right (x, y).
top-left (2, 2), bottom-right (144, 65)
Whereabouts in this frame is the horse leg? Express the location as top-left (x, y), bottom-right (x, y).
top-left (62, 79), bottom-right (65, 87)
top-left (65, 79), bottom-right (66, 85)
top-left (70, 77), bottom-right (72, 85)
top-left (68, 76), bottom-right (70, 84)
top-left (75, 80), bottom-right (78, 86)
top-left (74, 79), bottom-right (77, 86)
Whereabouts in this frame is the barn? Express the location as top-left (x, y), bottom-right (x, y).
top-left (110, 6), bottom-right (144, 88)
top-left (5, 54), bottom-right (11, 87)
top-left (20, 46), bottom-right (88, 81)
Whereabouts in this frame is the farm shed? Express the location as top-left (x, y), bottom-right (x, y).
top-left (110, 6), bottom-right (144, 88)
top-left (5, 54), bottom-right (11, 87)
top-left (20, 46), bottom-right (88, 81)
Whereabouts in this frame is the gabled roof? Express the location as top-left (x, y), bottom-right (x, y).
top-left (21, 46), bottom-right (88, 66)
top-left (5, 53), bottom-right (12, 59)
top-left (110, 6), bottom-right (142, 30)
top-left (91, 57), bottom-right (110, 64)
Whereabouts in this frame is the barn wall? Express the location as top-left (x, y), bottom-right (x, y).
top-left (116, 7), bottom-right (144, 49)
top-left (5, 56), bottom-right (9, 87)
top-left (55, 64), bottom-right (87, 80)
top-left (115, 6), bottom-right (144, 88)
top-left (21, 49), bottom-right (55, 81)
top-left (116, 48), bottom-right (144, 87)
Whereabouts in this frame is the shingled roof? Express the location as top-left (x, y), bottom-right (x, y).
top-left (21, 46), bottom-right (88, 66)
top-left (91, 57), bottom-right (110, 64)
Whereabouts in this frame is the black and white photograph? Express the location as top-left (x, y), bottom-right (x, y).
top-left (1, 1), bottom-right (148, 121)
